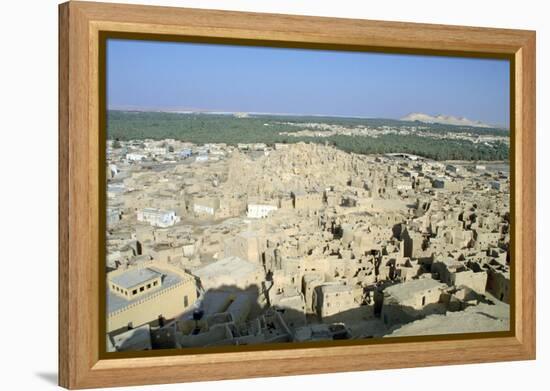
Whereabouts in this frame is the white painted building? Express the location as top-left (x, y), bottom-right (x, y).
top-left (395, 181), bottom-right (413, 191)
top-left (137, 208), bottom-right (180, 227)
top-left (193, 204), bottom-right (215, 216)
top-left (247, 204), bottom-right (278, 219)
top-left (126, 153), bottom-right (147, 162)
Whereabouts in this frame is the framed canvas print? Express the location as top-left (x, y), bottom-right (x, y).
top-left (58, 1), bottom-right (536, 389)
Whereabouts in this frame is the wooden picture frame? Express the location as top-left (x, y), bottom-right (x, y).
top-left (59, 1), bottom-right (536, 389)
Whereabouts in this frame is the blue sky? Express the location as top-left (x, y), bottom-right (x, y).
top-left (107, 39), bottom-right (510, 127)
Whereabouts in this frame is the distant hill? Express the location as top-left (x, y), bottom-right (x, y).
top-left (402, 112), bottom-right (505, 130)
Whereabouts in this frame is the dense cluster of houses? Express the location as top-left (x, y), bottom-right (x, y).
top-left (104, 140), bottom-right (510, 351)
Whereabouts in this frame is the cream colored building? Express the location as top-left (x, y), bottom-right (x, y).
top-left (314, 283), bottom-right (356, 319)
top-left (223, 231), bottom-right (263, 264)
top-left (291, 191), bottom-right (324, 209)
top-left (381, 277), bottom-right (446, 326)
top-left (192, 196), bottom-right (219, 216)
top-left (107, 260), bottom-right (197, 333)
top-left (192, 256), bottom-right (264, 291)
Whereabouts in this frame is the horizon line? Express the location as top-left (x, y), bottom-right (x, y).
top-left (107, 106), bottom-right (509, 130)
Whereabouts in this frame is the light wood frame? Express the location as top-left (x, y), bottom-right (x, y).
top-left (59, 1), bottom-right (536, 389)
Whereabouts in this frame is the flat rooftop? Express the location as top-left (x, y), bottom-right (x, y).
top-left (107, 268), bottom-right (183, 314)
top-left (436, 258), bottom-right (464, 268)
top-left (388, 302), bottom-right (509, 337)
top-left (193, 256), bottom-right (261, 281)
top-left (110, 268), bottom-right (162, 289)
top-left (320, 283), bottom-right (354, 294)
top-left (384, 278), bottom-right (445, 302)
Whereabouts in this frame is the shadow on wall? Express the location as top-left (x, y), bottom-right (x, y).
top-left (176, 284), bottom-right (286, 348)
top-left (110, 280), bottom-right (424, 351)
top-left (175, 283), bottom-right (386, 348)
top-left (110, 280), bottom-right (503, 352)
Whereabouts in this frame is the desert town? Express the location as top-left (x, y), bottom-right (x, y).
top-left (105, 139), bottom-right (510, 352)
top-left (276, 120), bottom-right (509, 147)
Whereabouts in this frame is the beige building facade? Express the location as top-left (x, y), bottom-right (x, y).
top-left (107, 261), bottom-right (197, 333)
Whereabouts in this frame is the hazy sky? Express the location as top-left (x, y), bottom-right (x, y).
top-left (107, 39), bottom-right (510, 127)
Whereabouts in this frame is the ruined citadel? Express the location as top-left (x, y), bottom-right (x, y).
top-left (105, 140), bottom-right (510, 351)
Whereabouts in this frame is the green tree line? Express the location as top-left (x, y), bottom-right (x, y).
top-left (107, 111), bottom-right (509, 161)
